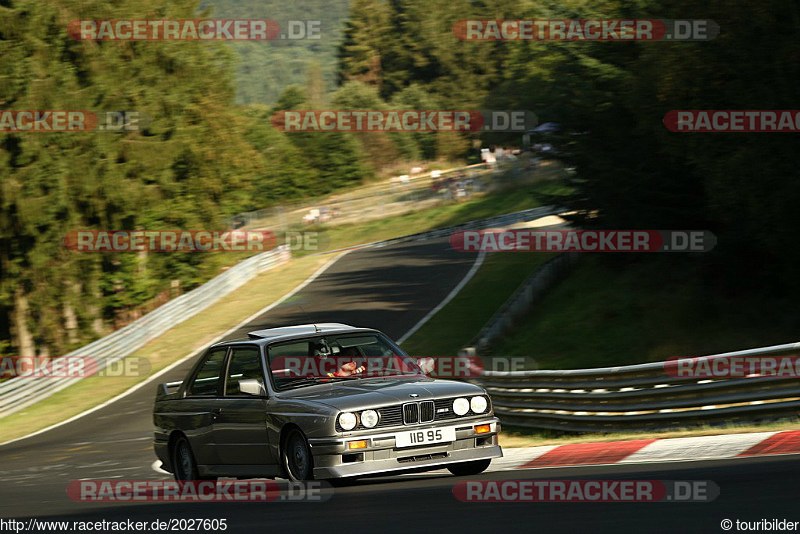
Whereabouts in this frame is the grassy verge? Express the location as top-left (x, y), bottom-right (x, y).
top-left (493, 254), bottom-right (800, 370)
top-left (0, 254), bottom-right (332, 443)
top-left (401, 252), bottom-right (556, 356)
top-left (499, 419), bottom-right (800, 448)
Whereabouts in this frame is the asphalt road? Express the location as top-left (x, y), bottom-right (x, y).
top-left (2, 238), bottom-right (799, 533)
top-left (6, 456), bottom-right (800, 533)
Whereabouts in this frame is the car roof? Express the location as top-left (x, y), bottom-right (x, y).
top-left (211, 323), bottom-right (376, 348)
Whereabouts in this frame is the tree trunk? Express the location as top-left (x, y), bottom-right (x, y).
top-left (11, 289), bottom-right (35, 358)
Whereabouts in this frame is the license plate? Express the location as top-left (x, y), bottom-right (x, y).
top-left (395, 426), bottom-right (456, 448)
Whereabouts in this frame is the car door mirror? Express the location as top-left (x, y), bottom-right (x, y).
top-left (238, 379), bottom-right (266, 397)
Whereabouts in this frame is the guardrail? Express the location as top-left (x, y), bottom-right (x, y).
top-left (480, 342), bottom-right (800, 432)
top-left (0, 245), bottom-right (291, 416)
top-left (461, 252), bottom-right (574, 354)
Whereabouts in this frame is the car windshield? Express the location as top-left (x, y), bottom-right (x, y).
top-left (268, 333), bottom-right (422, 391)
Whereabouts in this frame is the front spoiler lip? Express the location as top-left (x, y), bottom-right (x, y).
top-left (312, 445), bottom-right (503, 479)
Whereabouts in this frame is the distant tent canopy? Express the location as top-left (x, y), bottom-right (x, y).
top-left (522, 122), bottom-right (561, 146)
top-left (525, 122), bottom-right (561, 135)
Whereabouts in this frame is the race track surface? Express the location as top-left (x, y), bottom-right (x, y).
top-left (1, 238), bottom-right (798, 532)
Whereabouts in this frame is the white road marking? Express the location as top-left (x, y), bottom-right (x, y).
top-left (151, 459), bottom-right (170, 475)
top-left (397, 251), bottom-right (486, 344)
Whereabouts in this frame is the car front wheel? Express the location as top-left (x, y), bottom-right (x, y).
top-left (447, 459), bottom-right (491, 477)
top-left (282, 429), bottom-right (314, 481)
top-left (172, 436), bottom-right (200, 481)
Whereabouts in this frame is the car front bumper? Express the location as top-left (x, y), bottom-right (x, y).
top-left (308, 417), bottom-right (502, 479)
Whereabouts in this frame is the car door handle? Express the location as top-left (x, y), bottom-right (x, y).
top-left (211, 408), bottom-right (222, 417)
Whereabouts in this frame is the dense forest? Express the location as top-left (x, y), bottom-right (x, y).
top-left (2, 0), bottom-right (798, 359)
top-left (0, 0), bottom-right (475, 357)
top-left (0, 0), bottom-right (363, 358)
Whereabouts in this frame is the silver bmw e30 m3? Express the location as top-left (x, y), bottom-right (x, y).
top-left (153, 323), bottom-right (502, 482)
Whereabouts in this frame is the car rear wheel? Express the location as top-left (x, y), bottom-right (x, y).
top-left (282, 429), bottom-right (314, 481)
top-left (447, 459), bottom-right (491, 477)
top-left (172, 436), bottom-right (200, 481)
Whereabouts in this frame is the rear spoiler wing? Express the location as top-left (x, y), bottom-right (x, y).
top-left (157, 381), bottom-right (183, 400)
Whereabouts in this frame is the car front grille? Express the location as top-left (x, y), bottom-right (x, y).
top-left (377, 405), bottom-right (403, 427)
top-left (434, 398), bottom-right (458, 420)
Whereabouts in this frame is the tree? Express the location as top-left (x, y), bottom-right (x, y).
top-left (338, 0), bottom-right (391, 88)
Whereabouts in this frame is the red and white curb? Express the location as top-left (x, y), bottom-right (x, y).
top-left (489, 430), bottom-right (800, 472)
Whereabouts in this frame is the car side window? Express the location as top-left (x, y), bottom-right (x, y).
top-left (268, 341), bottom-right (311, 389)
top-left (225, 347), bottom-right (265, 396)
top-left (187, 348), bottom-right (227, 396)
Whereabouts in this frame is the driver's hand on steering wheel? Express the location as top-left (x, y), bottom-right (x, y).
top-left (335, 361), bottom-right (366, 376)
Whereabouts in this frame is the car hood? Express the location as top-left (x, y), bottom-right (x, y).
top-left (275, 376), bottom-right (485, 411)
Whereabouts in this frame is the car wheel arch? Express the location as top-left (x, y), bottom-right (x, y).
top-left (279, 423), bottom-right (305, 453)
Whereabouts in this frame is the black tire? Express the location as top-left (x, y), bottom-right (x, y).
top-left (282, 429), bottom-right (314, 481)
top-left (172, 436), bottom-right (200, 481)
top-left (447, 459), bottom-right (491, 477)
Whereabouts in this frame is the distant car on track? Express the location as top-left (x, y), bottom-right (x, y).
top-left (153, 323), bottom-right (502, 482)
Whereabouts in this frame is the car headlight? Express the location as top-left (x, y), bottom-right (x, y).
top-left (471, 396), bottom-right (488, 413)
top-left (361, 409), bottom-right (379, 428)
top-left (453, 397), bottom-right (470, 416)
top-left (338, 412), bottom-right (357, 430)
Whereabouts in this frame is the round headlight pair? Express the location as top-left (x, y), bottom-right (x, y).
top-left (338, 409), bottom-right (379, 430)
top-left (452, 396), bottom-right (488, 416)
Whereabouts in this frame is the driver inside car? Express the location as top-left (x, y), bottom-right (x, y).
top-left (326, 345), bottom-right (365, 377)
